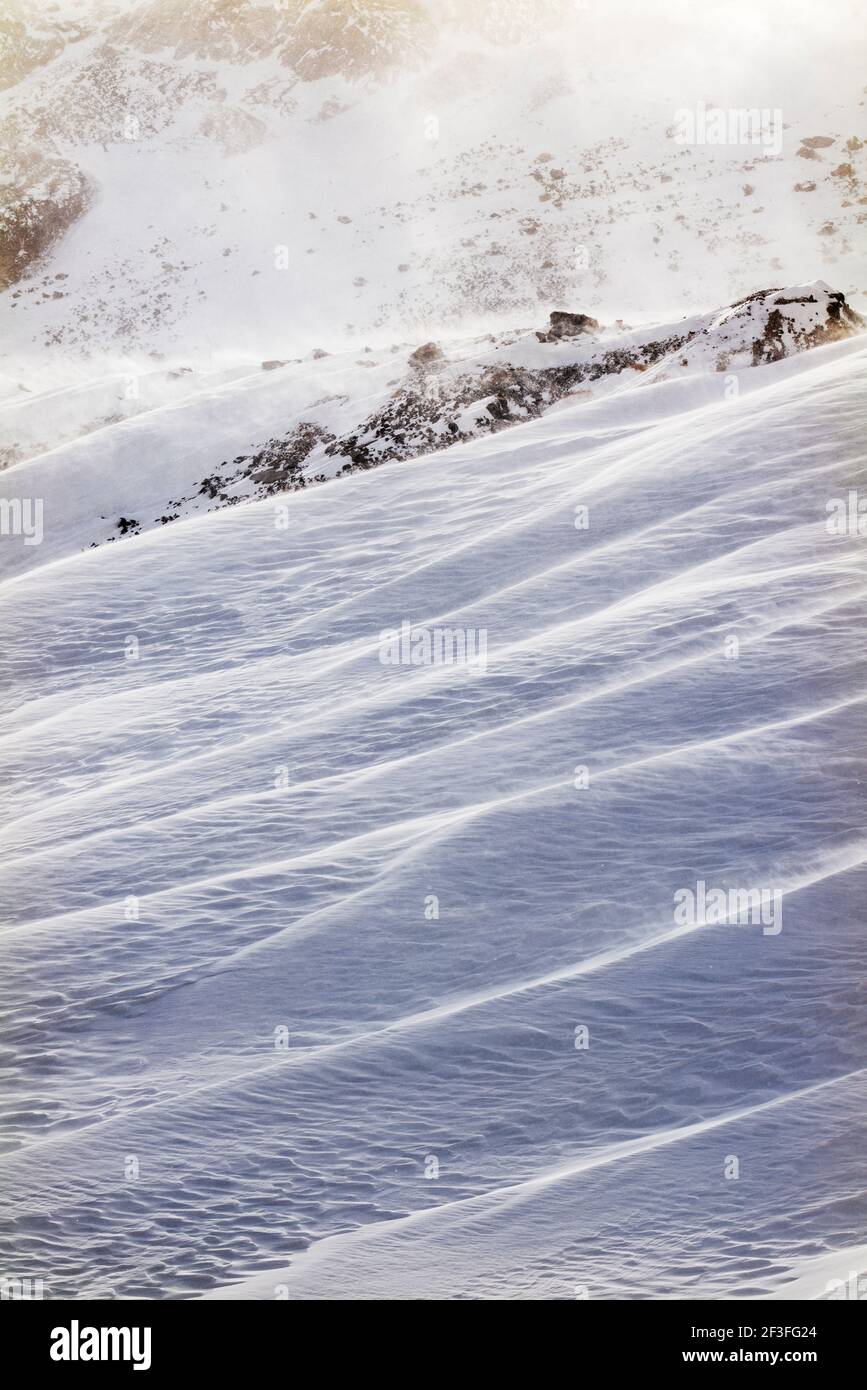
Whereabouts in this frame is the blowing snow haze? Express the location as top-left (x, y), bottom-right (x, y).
top-left (0, 0), bottom-right (866, 1306)
top-left (1, 0), bottom-right (866, 370)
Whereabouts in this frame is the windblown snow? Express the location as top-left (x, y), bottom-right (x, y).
top-left (1, 326), bottom-right (866, 1298)
top-left (0, 0), bottom-right (865, 1302)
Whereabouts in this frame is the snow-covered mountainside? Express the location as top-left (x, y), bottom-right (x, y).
top-left (1, 0), bottom-right (866, 376)
top-left (1, 0), bottom-right (866, 1304)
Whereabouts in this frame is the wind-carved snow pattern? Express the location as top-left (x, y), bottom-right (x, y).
top-left (2, 319), bottom-right (867, 1297)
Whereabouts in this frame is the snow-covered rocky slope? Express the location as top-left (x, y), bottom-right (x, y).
top-left (1, 279), bottom-right (862, 572)
top-left (1, 0), bottom-right (866, 379)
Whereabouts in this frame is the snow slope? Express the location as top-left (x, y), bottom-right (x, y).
top-left (1, 331), bottom-right (865, 1299)
top-left (1, 279), bottom-right (861, 568)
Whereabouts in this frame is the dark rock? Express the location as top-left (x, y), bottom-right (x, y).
top-left (752, 291), bottom-right (864, 365)
top-left (327, 330), bottom-right (694, 475)
top-left (409, 342), bottom-right (444, 368)
top-left (536, 310), bottom-right (600, 343)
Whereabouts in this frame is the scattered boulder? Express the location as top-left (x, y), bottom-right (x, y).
top-left (409, 341), bottom-right (444, 369)
top-left (261, 359), bottom-right (289, 371)
top-left (536, 310), bottom-right (600, 343)
top-left (800, 136), bottom-right (835, 149)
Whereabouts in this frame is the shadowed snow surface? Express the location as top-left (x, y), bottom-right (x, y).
top-left (0, 334), bottom-right (866, 1298)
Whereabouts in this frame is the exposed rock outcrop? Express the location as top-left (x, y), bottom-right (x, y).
top-left (0, 153), bottom-right (92, 289)
top-left (536, 310), bottom-right (600, 342)
top-left (409, 342), bottom-right (444, 369)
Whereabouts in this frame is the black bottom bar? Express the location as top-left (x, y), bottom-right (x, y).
top-left (7, 1298), bottom-right (859, 1376)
